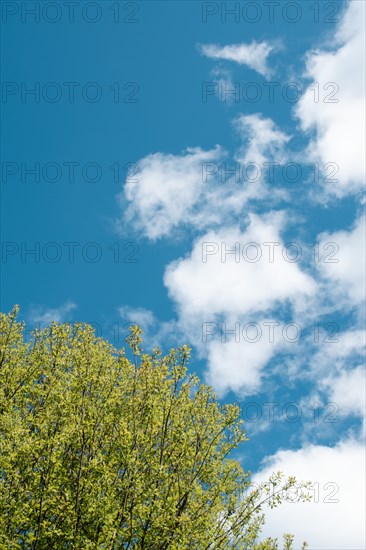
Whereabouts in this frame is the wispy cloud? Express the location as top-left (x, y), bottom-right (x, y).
top-left (199, 41), bottom-right (276, 77)
top-left (118, 114), bottom-right (291, 242)
top-left (28, 301), bottom-right (77, 326)
top-left (234, 113), bottom-right (291, 166)
top-left (117, 305), bottom-right (182, 351)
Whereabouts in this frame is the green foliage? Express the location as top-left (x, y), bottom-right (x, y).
top-left (0, 307), bottom-right (309, 549)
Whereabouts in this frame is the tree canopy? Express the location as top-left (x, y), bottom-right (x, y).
top-left (0, 307), bottom-right (309, 549)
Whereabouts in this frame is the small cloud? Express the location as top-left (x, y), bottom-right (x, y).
top-left (118, 146), bottom-right (223, 241)
top-left (28, 301), bottom-right (76, 326)
top-left (198, 41), bottom-right (276, 77)
top-left (234, 113), bottom-right (291, 166)
top-left (118, 306), bottom-right (182, 351)
top-left (118, 305), bottom-right (156, 331)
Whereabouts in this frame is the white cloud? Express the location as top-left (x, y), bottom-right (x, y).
top-left (205, 324), bottom-right (282, 395)
top-left (199, 41), bottom-right (275, 77)
top-left (295, 1), bottom-right (366, 197)
top-left (321, 366), bottom-right (365, 422)
top-left (302, 328), bottom-right (366, 437)
top-left (29, 301), bottom-right (76, 325)
top-left (119, 116), bottom-right (291, 241)
top-left (308, 328), bottom-right (366, 378)
top-left (164, 212), bottom-right (316, 321)
top-left (118, 305), bottom-right (156, 331)
top-left (118, 306), bottom-right (181, 351)
top-left (234, 113), bottom-right (291, 166)
top-left (278, 327), bottom-right (366, 445)
top-left (164, 212), bottom-right (317, 394)
top-left (317, 214), bottom-right (366, 305)
top-left (207, 66), bottom-right (237, 105)
top-left (253, 438), bottom-right (366, 549)
top-left (120, 146), bottom-right (222, 240)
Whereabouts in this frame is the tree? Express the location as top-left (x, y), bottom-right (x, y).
top-left (0, 307), bottom-right (310, 549)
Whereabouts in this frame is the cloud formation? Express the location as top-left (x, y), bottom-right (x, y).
top-left (28, 301), bottom-right (77, 325)
top-left (120, 115), bottom-right (291, 241)
top-left (253, 438), bottom-right (366, 549)
top-left (164, 212), bottom-right (317, 394)
top-left (295, 1), bottom-right (366, 197)
top-left (317, 214), bottom-right (366, 306)
top-left (199, 41), bottom-right (275, 77)
top-left (234, 113), bottom-right (291, 166)
top-left (121, 146), bottom-right (222, 240)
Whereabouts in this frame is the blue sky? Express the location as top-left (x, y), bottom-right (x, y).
top-left (1, 1), bottom-right (365, 547)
